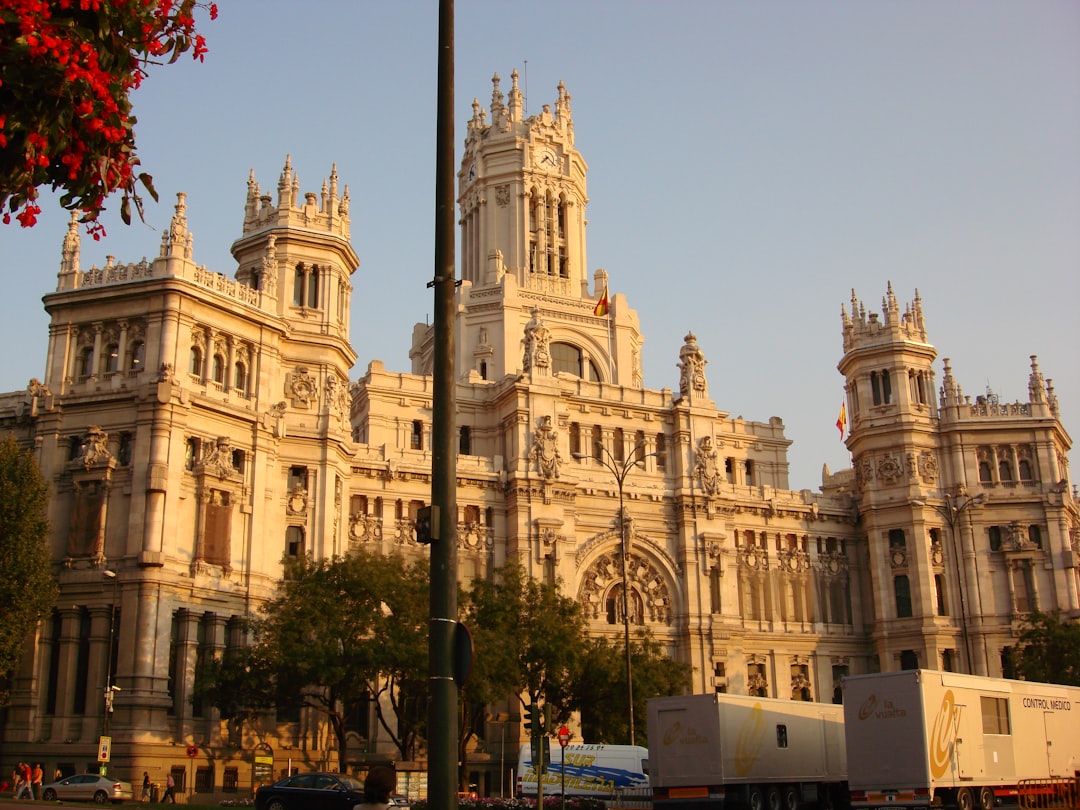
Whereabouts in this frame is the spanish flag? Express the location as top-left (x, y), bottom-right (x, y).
top-left (593, 285), bottom-right (609, 316)
top-left (836, 401), bottom-right (847, 437)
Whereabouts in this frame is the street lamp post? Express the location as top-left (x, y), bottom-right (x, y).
top-left (101, 570), bottom-right (120, 774)
top-left (913, 493), bottom-right (985, 674)
top-left (573, 440), bottom-right (651, 746)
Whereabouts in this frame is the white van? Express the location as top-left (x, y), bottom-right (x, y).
top-left (517, 743), bottom-right (649, 799)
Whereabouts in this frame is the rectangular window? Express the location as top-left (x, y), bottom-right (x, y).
top-left (459, 425), bottom-right (471, 455)
top-left (288, 465), bottom-right (308, 493)
top-left (935, 574), bottom-right (948, 616)
top-left (894, 575), bottom-right (913, 618)
top-left (981, 696), bottom-right (1011, 735)
top-left (170, 767), bottom-right (187, 796)
top-left (195, 766), bottom-right (214, 794)
top-left (655, 432), bottom-right (667, 471)
top-left (989, 525), bottom-right (1003, 552)
top-left (411, 420), bottom-right (423, 450)
top-left (223, 768), bottom-right (239, 793)
top-left (776, 724), bottom-right (789, 748)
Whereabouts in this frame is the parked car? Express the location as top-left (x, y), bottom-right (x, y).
top-left (254, 772), bottom-right (365, 810)
top-left (40, 773), bottom-right (135, 804)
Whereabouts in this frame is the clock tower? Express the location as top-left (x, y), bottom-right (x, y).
top-left (409, 70), bottom-right (643, 388)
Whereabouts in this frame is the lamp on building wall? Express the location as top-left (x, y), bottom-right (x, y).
top-left (573, 439), bottom-right (653, 746)
top-left (912, 493), bottom-right (985, 674)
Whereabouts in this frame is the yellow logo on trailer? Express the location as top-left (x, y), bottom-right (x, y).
top-left (929, 689), bottom-right (960, 779)
top-left (734, 703), bottom-right (766, 776)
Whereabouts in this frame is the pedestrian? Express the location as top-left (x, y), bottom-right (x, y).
top-left (31, 764), bottom-right (43, 800)
top-left (162, 773), bottom-right (176, 803)
top-left (54, 766), bottom-right (63, 782)
top-left (15, 762), bottom-right (33, 800)
top-left (352, 766), bottom-right (397, 810)
top-left (11, 763), bottom-right (23, 799)
top-left (141, 772), bottom-right (151, 803)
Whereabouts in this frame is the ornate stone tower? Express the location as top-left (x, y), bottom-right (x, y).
top-left (409, 71), bottom-right (644, 388)
top-left (837, 284), bottom-right (948, 671)
top-left (837, 284), bottom-right (1078, 676)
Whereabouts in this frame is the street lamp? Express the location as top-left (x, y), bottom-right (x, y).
top-left (912, 493), bottom-right (985, 673)
top-left (573, 439), bottom-right (652, 746)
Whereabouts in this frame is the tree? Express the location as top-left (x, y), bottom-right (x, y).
top-left (462, 564), bottom-right (589, 782)
top-left (251, 550), bottom-right (429, 770)
top-left (191, 628), bottom-right (276, 744)
top-left (0, 435), bottom-right (58, 707)
top-left (572, 631), bottom-right (691, 746)
top-left (1009, 610), bottom-right (1080, 686)
top-left (0, 0), bottom-right (217, 237)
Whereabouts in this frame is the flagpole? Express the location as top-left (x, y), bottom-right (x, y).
top-left (607, 303), bottom-right (615, 382)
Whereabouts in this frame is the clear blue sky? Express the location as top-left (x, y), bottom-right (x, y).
top-left (1, 0), bottom-right (1077, 489)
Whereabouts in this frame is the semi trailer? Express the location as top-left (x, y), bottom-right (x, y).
top-left (647, 692), bottom-right (848, 810)
top-left (842, 669), bottom-right (1080, 810)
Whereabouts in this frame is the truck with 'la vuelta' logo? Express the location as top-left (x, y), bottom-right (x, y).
top-left (647, 692), bottom-right (849, 810)
top-left (843, 669), bottom-right (1080, 810)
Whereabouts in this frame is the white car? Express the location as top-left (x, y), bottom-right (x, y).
top-left (40, 773), bottom-right (135, 804)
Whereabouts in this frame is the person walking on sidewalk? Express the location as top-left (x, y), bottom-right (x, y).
top-left (162, 773), bottom-right (176, 803)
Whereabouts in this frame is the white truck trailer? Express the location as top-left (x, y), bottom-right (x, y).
top-left (842, 669), bottom-right (1080, 810)
top-left (648, 693), bottom-right (848, 810)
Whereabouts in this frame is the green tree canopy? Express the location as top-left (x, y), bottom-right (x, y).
top-left (1009, 610), bottom-right (1080, 686)
top-left (464, 563), bottom-right (589, 721)
top-left (0, 435), bottom-right (58, 706)
top-left (572, 631), bottom-right (691, 745)
top-left (198, 549), bottom-right (429, 771)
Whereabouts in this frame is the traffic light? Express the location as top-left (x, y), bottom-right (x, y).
top-left (415, 505), bottom-right (439, 544)
top-left (524, 703), bottom-right (538, 735)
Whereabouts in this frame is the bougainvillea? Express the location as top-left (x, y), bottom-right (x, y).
top-left (0, 0), bottom-right (217, 239)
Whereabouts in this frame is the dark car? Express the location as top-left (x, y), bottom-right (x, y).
top-left (254, 772), bottom-right (365, 810)
top-left (40, 773), bottom-right (135, 804)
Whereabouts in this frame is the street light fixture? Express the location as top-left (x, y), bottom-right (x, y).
top-left (912, 493), bottom-right (985, 673)
top-left (573, 439), bottom-right (652, 746)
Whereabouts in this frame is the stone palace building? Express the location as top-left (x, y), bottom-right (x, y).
top-left (1, 71), bottom-right (1076, 798)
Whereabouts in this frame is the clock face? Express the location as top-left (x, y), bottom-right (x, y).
top-left (466, 163), bottom-right (476, 182)
top-left (537, 147), bottom-right (558, 170)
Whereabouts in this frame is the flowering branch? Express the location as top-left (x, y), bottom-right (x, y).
top-left (0, 0), bottom-right (218, 239)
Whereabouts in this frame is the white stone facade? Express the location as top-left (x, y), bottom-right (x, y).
top-left (0, 73), bottom-right (1076, 799)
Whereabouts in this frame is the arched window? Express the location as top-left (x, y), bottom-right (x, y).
top-left (978, 461), bottom-right (993, 482)
top-left (189, 346), bottom-right (202, 376)
top-left (293, 266), bottom-right (305, 306)
top-left (998, 460), bottom-right (1014, 482)
top-left (1018, 459), bottom-right (1033, 481)
top-left (104, 343), bottom-right (120, 374)
top-left (78, 346), bottom-right (94, 378)
top-left (129, 340), bottom-right (145, 371)
top-left (233, 362), bottom-right (247, 394)
top-left (551, 342), bottom-right (601, 381)
top-left (307, 267), bottom-right (320, 307)
top-left (212, 353), bottom-right (226, 384)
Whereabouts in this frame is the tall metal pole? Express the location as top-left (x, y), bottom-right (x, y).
top-left (102, 570), bottom-right (118, 775)
top-left (428, 2), bottom-right (458, 810)
top-left (619, 480), bottom-right (634, 747)
top-left (944, 498), bottom-right (974, 674)
top-left (914, 494), bottom-right (983, 674)
top-left (575, 440), bottom-right (652, 746)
